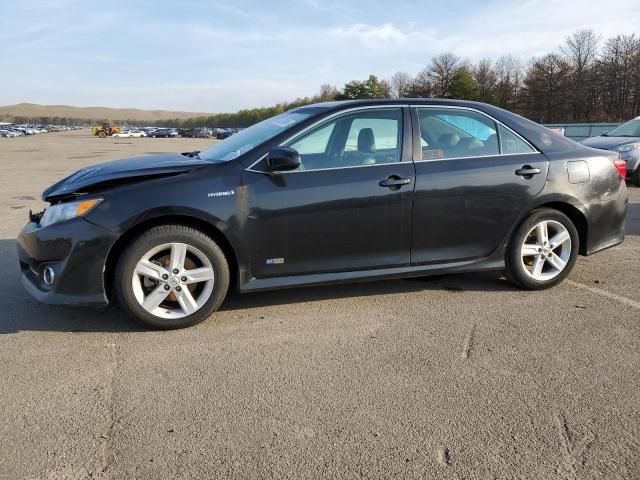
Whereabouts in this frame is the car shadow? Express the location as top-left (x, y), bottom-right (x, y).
top-left (0, 238), bottom-right (518, 334)
top-left (0, 239), bottom-right (144, 334)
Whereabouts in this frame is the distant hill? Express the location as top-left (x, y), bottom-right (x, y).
top-left (0, 103), bottom-right (213, 122)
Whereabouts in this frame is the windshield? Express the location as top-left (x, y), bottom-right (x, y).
top-left (605, 118), bottom-right (640, 137)
top-left (198, 110), bottom-right (315, 162)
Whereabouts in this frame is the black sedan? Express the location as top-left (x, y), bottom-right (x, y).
top-left (581, 116), bottom-right (640, 185)
top-left (151, 128), bottom-right (177, 138)
top-left (216, 128), bottom-right (236, 139)
top-left (17, 99), bottom-right (628, 329)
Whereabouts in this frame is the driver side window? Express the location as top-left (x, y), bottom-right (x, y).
top-left (287, 108), bottom-right (403, 171)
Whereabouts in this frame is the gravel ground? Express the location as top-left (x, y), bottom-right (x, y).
top-left (1, 131), bottom-right (639, 479)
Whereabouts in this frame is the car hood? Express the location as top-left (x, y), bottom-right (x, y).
top-left (580, 136), bottom-right (639, 150)
top-left (43, 153), bottom-right (210, 201)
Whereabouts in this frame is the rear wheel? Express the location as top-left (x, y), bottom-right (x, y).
top-left (631, 167), bottom-right (640, 186)
top-left (505, 209), bottom-right (579, 290)
top-left (98, 131), bottom-right (106, 138)
top-left (114, 225), bottom-right (229, 329)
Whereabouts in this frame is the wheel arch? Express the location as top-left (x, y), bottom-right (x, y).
top-left (103, 213), bottom-right (240, 301)
top-left (511, 197), bottom-right (589, 256)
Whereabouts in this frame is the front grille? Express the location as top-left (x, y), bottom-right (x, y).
top-left (29, 208), bottom-right (45, 223)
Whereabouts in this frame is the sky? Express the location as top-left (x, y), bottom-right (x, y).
top-left (1, 0), bottom-right (639, 113)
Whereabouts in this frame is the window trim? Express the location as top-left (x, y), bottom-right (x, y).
top-left (246, 105), bottom-right (409, 174)
top-left (411, 105), bottom-right (539, 163)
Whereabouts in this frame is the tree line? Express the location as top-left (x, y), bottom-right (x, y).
top-left (161, 30), bottom-right (640, 127)
top-left (3, 30), bottom-right (638, 128)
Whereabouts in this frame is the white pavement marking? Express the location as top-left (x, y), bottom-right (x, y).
top-left (567, 280), bottom-right (640, 310)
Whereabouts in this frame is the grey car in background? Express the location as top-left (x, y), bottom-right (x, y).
top-left (581, 117), bottom-right (640, 185)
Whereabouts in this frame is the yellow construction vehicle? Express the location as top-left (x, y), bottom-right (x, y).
top-left (91, 122), bottom-right (121, 138)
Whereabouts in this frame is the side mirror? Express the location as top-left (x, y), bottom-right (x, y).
top-left (266, 147), bottom-right (301, 172)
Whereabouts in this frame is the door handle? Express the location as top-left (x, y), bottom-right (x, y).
top-left (379, 177), bottom-right (412, 188)
top-left (515, 165), bottom-right (541, 177)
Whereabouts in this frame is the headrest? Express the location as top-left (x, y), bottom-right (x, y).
top-left (358, 128), bottom-right (376, 154)
top-left (438, 133), bottom-right (460, 147)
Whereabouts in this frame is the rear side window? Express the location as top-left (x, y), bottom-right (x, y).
top-left (498, 125), bottom-right (536, 154)
top-left (417, 108), bottom-right (499, 160)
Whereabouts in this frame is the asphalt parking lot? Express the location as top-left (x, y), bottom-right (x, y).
top-left (1, 130), bottom-right (639, 479)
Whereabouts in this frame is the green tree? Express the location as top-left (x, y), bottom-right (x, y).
top-left (337, 75), bottom-right (390, 100)
top-left (448, 67), bottom-right (479, 100)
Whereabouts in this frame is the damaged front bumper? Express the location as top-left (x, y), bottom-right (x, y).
top-left (17, 217), bottom-right (118, 305)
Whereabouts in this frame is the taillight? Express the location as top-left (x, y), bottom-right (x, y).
top-left (613, 157), bottom-right (627, 179)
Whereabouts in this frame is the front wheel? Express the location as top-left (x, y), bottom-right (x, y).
top-left (114, 225), bottom-right (230, 329)
top-left (505, 209), bottom-right (579, 290)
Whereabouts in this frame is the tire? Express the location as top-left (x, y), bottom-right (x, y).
top-left (504, 208), bottom-right (579, 290)
top-left (98, 131), bottom-right (106, 138)
top-left (631, 167), bottom-right (640, 187)
top-left (114, 225), bottom-right (230, 329)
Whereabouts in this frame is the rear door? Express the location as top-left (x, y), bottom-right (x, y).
top-left (410, 106), bottom-right (548, 264)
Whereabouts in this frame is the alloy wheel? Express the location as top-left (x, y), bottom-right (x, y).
top-left (131, 242), bottom-right (215, 319)
top-left (520, 220), bottom-right (572, 281)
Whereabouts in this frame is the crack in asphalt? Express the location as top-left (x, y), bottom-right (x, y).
top-left (461, 322), bottom-right (477, 360)
top-left (554, 409), bottom-right (596, 480)
top-left (98, 338), bottom-right (119, 478)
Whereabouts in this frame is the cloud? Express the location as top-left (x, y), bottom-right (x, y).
top-left (2, 0), bottom-right (640, 111)
top-left (426, 0), bottom-right (640, 60)
top-left (329, 23), bottom-right (409, 49)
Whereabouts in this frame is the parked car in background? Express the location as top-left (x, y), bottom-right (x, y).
top-left (581, 116), bottom-right (640, 185)
top-left (112, 130), bottom-right (132, 138)
top-left (18, 99), bottom-right (627, 329)
top-left (112, 129), bottom-right (146, 138)
top-left (216, 128), bottom-right (236, 139)
top-left (0, 128), bottom-right (20, 137)
top-left (0, 124), bottom-right (79, 137)
top-left (151, 128), bottom-right (179, 138)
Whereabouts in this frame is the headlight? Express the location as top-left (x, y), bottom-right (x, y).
top-left (39, 198), bottom-right (103, 227)
top-left (613, 143), bottom-right (640, 153)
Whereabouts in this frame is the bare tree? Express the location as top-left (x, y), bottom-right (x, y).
top-left (427, 53), bottom-right (461, 97)
top-left (494, 55), bottom-right (524, 111)
top-left (524, 53), bottom-right (571, 122)
top-left (561, 29), bottom-right (600, 120)
top-left (389, 71), bottom-right (414, 98)
top-left (632, 43), bottom-right (640, 117)
top-left (473, 58), bottom-right (497, 103)
top-left (406, 68), bottom-right (433, 97)
top-left (597, 34), bottom-right (639, 120)
top-left (313, 84), bottom-right (340, 102)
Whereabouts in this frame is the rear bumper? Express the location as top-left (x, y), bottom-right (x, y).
top-left (584, 185), bottom-right (628, 255)
top-left (17, 218), bottom-right (117, 305)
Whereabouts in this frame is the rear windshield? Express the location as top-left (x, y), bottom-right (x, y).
top-left (605, 118), bottom-right (640, 137)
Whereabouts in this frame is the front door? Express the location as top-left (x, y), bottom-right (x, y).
top-left (242, 106), bottom-right (415, 279)
top-left (410, 106), bottom-right (548, 264)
